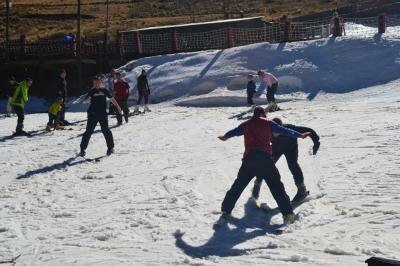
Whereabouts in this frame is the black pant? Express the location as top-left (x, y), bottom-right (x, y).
top-left (116, 100), bottom-right (129, 124)
top-left (267, 83), bottom-right (278, 102)
top-left (47, 113), bottom-right (59, 127)
top-left (80, 113), bottom-right (114, 151)
top-left (59, 103), bottom-right (66, 122)
top-left (252, 145), bottom-right (304, 199)
top-left (13, 105), bottom-right (24, 133)
top-left (247, 93), bottom-right (254, 105)
top-left (221, 150), bottom-right (293, 216)
top-left (137, 91), bottom-right (149, 105)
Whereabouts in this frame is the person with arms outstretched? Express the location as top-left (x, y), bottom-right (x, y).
top-left (80, 76), bottom-right (122, 157)
top-left (217, 107), bottom-right (311, 224)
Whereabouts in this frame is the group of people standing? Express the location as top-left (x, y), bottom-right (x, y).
top-left (246, 70), bottom-right (279, 112)
top-left (218, 69), bottom-right (320, 225)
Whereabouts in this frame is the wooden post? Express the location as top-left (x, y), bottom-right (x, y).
top-left (172, 30), bottom-right (179, 52)
top-left (284, 19), bottom-right (292, 42)
top-left (227, 27), bottom-right (235, 48)
top-left (378, 13), bottom-right (387, 34)
top-left (134, 31), bottom-right (141, 55)
top-left (20, 34), bottom-right (26, 56)
top-left (77, 0), bottom-right (82, 93)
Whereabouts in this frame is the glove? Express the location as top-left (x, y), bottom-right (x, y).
top-left (313, 141), bottom-right (320, 155)
top-left (218, 136), bottom-right (226, 141)
top-left (300, 132), bottom-right (312, 139)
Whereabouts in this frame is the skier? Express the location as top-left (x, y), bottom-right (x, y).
top-left (5, 75), bottom-right (18, 117)
top-left (217, 106), bottom-right (311, 224)
top-left (257, 70), bottom-right (279, 112)
top-left (79, 76), bottom-right (122, 157)
top-left (246, 74), bottom-right (256, 106)
top-left (55, 69), bottom-right (69, 125)
top-left (251, 117), bottom-right (320, 205)
top-left (10, 78), bottom-right (33, 136)
top-left (114, 72), bottom-right (130, 125)
top-left (134, 69), bottom-right (151, 114)
top-left (46, 97), bottom-right (64, 131)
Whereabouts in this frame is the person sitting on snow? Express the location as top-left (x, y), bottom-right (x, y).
top-left (46, 97), bottom-right (64, 131)
top-left (251, 117), bottom-right (320, 206)
top-left (257, 70), bottom-right (279, 112)
top-left (246, 74), bottom-right (256, 107)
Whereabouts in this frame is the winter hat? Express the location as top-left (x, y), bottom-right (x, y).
top-left (272, 117), bottom-right (283, 125)
top-left (253, 106), bottom-right (266, 118)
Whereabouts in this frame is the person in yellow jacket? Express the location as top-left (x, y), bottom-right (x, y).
top-left (10, 78), bottom-right (33, 136)
top-left (46, 97), bottom-right (64, 131)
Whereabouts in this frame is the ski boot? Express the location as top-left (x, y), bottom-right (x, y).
top-left (45, 125), bottom-right (52, 132)
top-left (79, 150), bottom-right (86, 157)
top-left (292, 185), bottom-right (309, 203)
top-left (133, 106), bottom-right (140, 115)
top-left (106, 148), bottom-right (114, 156)
top-left (283, 213), bottom-right (296, 225)
top-left (144, 105), bottom-right (151, 113)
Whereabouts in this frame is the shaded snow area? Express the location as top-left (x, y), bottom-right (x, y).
top-left (1, 28), bottom-right (400, 266)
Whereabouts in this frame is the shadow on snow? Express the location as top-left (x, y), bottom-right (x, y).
top-left (174, 199), bottom-right (283, 258)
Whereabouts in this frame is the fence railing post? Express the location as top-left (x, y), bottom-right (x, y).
top-left (284, 19), bottom-right (292, 42)
top-left (20, 34), bottom-right (26, 56)
top-left (172, 30), bottom-right (179, 52)
top-left (71, 33), bottom-right (77, 57)
top-left (378, 13), bottom-right (387, 34)
top-left (134, 31), bottom-right (141, 55)
top-left (227, 27), bottom-right (235, 48)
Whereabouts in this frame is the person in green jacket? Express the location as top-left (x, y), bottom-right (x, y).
top-left (10, 78), bottom-right (33, 136)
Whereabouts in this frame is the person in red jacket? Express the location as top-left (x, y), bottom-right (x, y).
top-left (217, 106), bottom-right (311, 224)
top-left (113, 72), bottom-right (130, 125)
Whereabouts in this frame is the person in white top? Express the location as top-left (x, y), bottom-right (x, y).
top-left (257, 70), bottom-right (279, 111)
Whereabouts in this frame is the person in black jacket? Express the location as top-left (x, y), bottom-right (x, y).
top-left (251, 117), bottom-right (320, 204)
top-left (79, 76), bottom-right (122, 157)
top-left (134, 69), bottom-right (151, 114)
top-left (55, 69), bottom-right (69, 125)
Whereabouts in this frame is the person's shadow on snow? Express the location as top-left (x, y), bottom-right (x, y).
top-left (16, 155), bottom-right (104, 179)
top-left (174, 199), bottom-right (283, 258)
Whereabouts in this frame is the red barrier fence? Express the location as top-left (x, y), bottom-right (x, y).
top-left (0, 14), bottom-right (399, 62)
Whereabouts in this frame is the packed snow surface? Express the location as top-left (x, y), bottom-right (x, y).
top-left (1, 28), bottom-right (400, 265)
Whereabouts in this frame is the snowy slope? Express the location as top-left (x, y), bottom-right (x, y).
top-left (1, 27), bottom-right (400, 266)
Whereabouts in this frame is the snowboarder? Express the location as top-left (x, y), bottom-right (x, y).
top-left (46, 97), bottom-right (64, 131)
top-left (134, 69), bottom-right (151, 114)
top-left (217, 106), bottom-right (311, 224)
top-left (5, 75), bottom-right (18, 117)
top-left (246, 74), bottom-right (256, 106)
top-left (10, 78), bottom-right (33, 136)
top-left (79, 76), bottom-right (122, 157)
top-left (114, 72), bottom-right (130, 125)
top-left (257, 70), bottom-right (279, 111)
top-left (55, 69), bottom-right (69, 125)
top-left (251, 117), bottom-right (320, 205)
